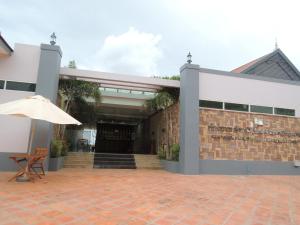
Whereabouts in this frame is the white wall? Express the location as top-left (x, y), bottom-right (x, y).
top-left (0, 44), bottom-right (40, 153)
top-left (0, 44), bottom-right (40, 83)
top-left (199, 72), bottom-right (300, 117)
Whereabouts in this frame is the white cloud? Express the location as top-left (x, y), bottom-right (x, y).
top-left (90, 27), bottom-right (163, 76)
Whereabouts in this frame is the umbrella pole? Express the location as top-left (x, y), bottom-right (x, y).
top-left (17, 120), bottom-right (36, 182)
top-left (27, 119), bottom-right (36, 154)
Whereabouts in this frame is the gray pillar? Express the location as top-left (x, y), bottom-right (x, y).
top-left (179, 63), bottom-right (200, 174)
top-left (31, 44), bottom-right (62, 167)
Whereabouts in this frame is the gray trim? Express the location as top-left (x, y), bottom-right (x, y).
top-left (31, 44), bottom-right (62, 170)
top-left (199, 160), bottom-right (300, 175)
top-left (48, 157), bottom-right (64, 171)
top-left (199, 67), bottom-right (300, 86)
top-left (40, 44), bottom-right (62, 57)
top-left (179, 63), bottom-right (200, 174)
top-left (160, 160), bottom-right (180, 173)
top-left (0, 152), bottom-right (22, 171)
top-left (161, 159), bottom-right (300, 175)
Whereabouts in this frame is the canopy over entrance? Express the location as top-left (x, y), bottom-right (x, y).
top-left (60, 68), bottom-right (180, 154)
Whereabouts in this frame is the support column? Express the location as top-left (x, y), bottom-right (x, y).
top-left (179, 63), bottom-right (200, 174)
top-left (31, 44), bottom-right (62, 166)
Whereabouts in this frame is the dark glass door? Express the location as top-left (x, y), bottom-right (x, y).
top-left (95, 123), bottom-right (134, 154)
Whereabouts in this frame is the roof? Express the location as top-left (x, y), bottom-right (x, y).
top-left (231, 52), bottom-right (272, 73)
top-left (60, 67), bottom-right (180, 92)
top-left (0, 34), bottom-right (13, 57)
top-left (231, 48), bottom-right (300, 80)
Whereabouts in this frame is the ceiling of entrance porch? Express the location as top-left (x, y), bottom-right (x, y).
top-left (83, 89), bottom-right (154, 122)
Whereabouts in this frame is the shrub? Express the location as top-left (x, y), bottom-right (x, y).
top-left (170, 143), bottom-right (180, 161)
top-left (50, 139), bottom-right (63, 158)
top-left (61, 140), bottom-right (70, 156)
top-left (158, 146), bottom-right (166, 160)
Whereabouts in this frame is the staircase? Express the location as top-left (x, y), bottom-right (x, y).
top-left (134, 154), bottom-right (162, 169)
top-left (63, 152), bottom-right (94, 168)
top-left (93, 153), bottom-right (136, 169)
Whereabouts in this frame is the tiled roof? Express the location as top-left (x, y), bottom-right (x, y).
top-left (231, 51), bottom-right (273, 73)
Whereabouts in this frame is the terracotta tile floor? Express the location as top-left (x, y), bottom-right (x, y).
top-left (0, 169), bottom-right (300, 225)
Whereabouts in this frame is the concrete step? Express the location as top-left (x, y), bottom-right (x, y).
top-left (94, 153), bottom-right (136, 169)
top-left (63, 152), bottom-right (94, 168)
top-left (94, 153), bottom-right (135, 159)
top-left (134, 154), bottom-right (162, 169)
top-left (64, 158), bottom-right (93, 162)
top-left (93, 164), bottom-right (136, 169)
top-left (64, 165), bottom-right (93, 168)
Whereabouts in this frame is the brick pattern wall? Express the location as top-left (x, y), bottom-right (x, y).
top-left (149, 103), bottom-right (300, 161)
top-left (149, 103), bottom-right (180, 153)
top-left (201, 109), bottom-right (300, 161)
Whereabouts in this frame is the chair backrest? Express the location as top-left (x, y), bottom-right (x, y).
top-left (33, 148), bottom-right (48, 160)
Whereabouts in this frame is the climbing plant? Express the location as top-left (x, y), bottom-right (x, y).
top-left (56, 60), bottom-right (101, 139)
top-left (146, 75), bottom-right (180, 160)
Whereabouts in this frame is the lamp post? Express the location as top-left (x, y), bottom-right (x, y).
top-left (187, 52), bottom-right (192, 64)
top-left (50, 32), bottom-right (56, 45)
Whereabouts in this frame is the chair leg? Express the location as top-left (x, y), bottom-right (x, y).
top-left (8, 171), bottom-right (24, 182)
top-left (30, 167), bottom-right (40, 179)
top-left (41, 163), bottom-right (45, 176)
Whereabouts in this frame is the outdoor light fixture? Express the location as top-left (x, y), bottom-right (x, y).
top-left (187, 52), bottom-right (192, 64)
top-left (50, 32), bottom-right (56, 45)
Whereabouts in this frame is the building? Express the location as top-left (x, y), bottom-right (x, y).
top-left (0, 35), bottom-right (300, 175)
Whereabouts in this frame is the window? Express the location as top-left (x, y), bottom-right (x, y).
top-left (131, 90), bottom-right (143, 95)
top-left (250, 105), bottom-right (273, 114)
top-left (118, 89), bottom-right (131, 94)
top-left (225, 102), bottom-right (249, 112)
top-left (199, 100), bottom-right (223, 109)
top-left (0, 80), bottom-right (4, 89)
top-left (6, 81), bottom-right (36, 92)
top-left (143, 92), bottom-right (155, 96)
top-left (104, 88), bottom-right (118, 92)
top-left (274, 108), bottom-right (295, 116)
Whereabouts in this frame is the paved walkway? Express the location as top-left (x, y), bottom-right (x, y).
top-left (0, 169), bottom-right (300, 225)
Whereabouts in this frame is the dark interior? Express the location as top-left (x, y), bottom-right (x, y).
top-left (95, 123), bottom-right (135, 154)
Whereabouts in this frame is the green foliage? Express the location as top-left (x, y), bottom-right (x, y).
top-left (68, 60), bottom-right (76, 69)
top-left (70, 96), bottom-right (98, 125)
top-left (158, 146), bottom-right (166, 160)
top-left (61, 141), bottom-right (70, 156)
top-left (56, 60), bottom-right (101, 139)
top-left (58, 79), bottom-right (101, 109)
top-left (170, 143), bottom-right (180, 161)
top-left (146, 91), bottom-right (175, 111)
top-left (147, 75), bottom-right (180, 112)
top-left (154, 75), bottom-right (180, 81)
top-left (50, 139), bottom-right (63, 158)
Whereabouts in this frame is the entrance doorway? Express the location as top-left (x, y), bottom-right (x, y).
top-left (95, 123), bottom-right (135, 154)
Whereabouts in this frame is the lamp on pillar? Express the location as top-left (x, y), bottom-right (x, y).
top-left (187, 52), bottom-right (192, 64)
top-left (50, 32), bottom-right (56, 45)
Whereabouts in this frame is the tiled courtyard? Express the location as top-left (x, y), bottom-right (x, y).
top-left (0, 169), bottom-right (300, 225)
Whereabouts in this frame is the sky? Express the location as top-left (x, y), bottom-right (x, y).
top-left (1, 0), bottom-right (300, 77)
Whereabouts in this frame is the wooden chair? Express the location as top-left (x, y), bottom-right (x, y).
top-left (30, 148), bottom-right (48, 178)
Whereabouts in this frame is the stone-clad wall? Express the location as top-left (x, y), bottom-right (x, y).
top-left (201, 109), bottom-right (300, 161)
top-left (148, 103), bottom-right (180, 153)
top-left (149, 103), bottom-right (300, 161)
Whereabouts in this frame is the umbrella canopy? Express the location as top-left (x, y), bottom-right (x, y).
top-left (0, 95), bottom-right (81, 125)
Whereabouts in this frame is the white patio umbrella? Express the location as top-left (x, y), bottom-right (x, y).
top-left (0, 95), bottom-right (81, 154)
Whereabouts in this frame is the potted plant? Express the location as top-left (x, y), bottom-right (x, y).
top-left (48, 139), bottom-right (65, 171)
top-left (160, 143), bottom-right (180, 173)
